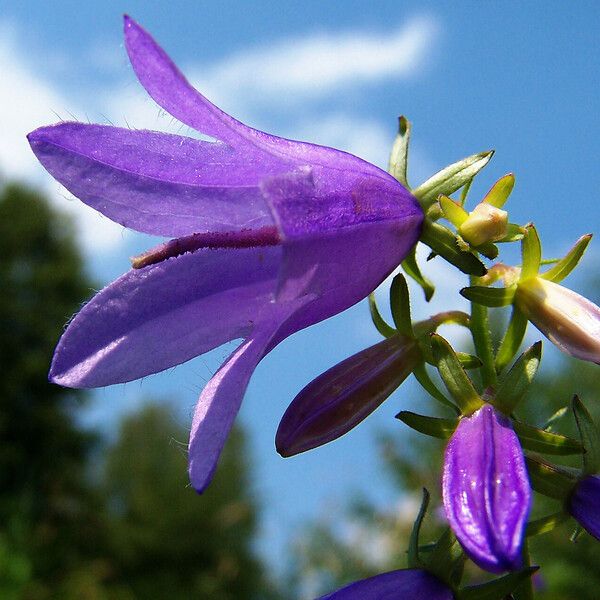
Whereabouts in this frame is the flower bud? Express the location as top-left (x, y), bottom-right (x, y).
top-left (442, 404), bottom-right (531, 573)
top-left (568, 474), bottom-right (600, 540)
top-left (459, 202), bottom-right (508, 247)
top-left (515, 277), bottom-right (600, 364)
top-left (276, 335), bottom-right (420, 457)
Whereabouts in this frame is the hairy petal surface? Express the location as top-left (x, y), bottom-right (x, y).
top-left (569, 475), bottom-right (600, 540)
top-left (442, 404), bottom-right (531, 573)
top-left (318, 569), bottom-right (453, 600)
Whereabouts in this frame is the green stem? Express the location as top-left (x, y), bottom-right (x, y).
top-left (468, 275), bottom-right (498, 389)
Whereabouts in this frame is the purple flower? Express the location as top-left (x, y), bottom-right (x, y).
top-left (568, 474), bottom-right (600, 540)
top-left (276, 334), bottom-right (420, 456)
top-left (318, 568), bottom-right (453, 600)
top-left (442, 404), bottom-right (531, 573)
top-left (27, 17), bottom-right (422, 492)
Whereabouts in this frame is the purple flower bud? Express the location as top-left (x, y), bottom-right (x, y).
top-left (515, 277), bottom-right (600, 364)
top-left (276, 335), bottom-right (420, 457)
top-left (568, 474), bottom-right (600, 540)
top-left (442, 404), bottom-right (531, 573)
top-left (318, 568), bottom-right (453, 600)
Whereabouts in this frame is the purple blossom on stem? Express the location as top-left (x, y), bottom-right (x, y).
top-left (318, 568), bottom-right (453, 600)
top-left (27, 17), bottom-right (422, 492)
top-left (568, 474), bottom-right (600, 540)
top-left (442, 404), bottom-right (531, 573)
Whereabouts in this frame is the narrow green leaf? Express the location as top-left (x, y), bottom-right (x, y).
top-left (572, 395), bottom-right (600, 475)
top-left (468, 280), bottom-right (497, 389)
top-left (460, 567), bottom-right (538, 600)
top-left (402, 247), bottom-right (435, 301)
top-left (389, 273), bottom-right (413, 336)
top-left (526, 512), bottom-right (569, 537)
top-left (456, 353), bottom-right (483, 369)
top-left (388, 115), bottom-right (411, 187)
top-left (459, 177), bottom-right (474, 207)
top-left (520, 224), bottom-right (541, 280)
top-left (460, 284), bottom-right (516, 307)
top-left (396, 411), bottom-right (456, 439)
top-left (408, 488), bottom-right (430, 568)
top-left (431, 334), bottom-right (483, 415)
top-left (477, 241), bottom-right (499, 260)
top-left (482, 173), bottom-right (515, 208)
top-left (543, 406), bottom-right (569, 432)
top-left (495, 342), bottom-right (542, 414)
top-left (514, 421), bottom-right (583, 455)
top-left (495, 307), bottom-right (528, 372)
top-left (368, 293), bottom-right (396, 338)
top-left (541, 234), bottom-right (592, 283)
top-left (421, 220), bottom-right (487, 276)
top-left (413, 150), bottom-right (494, 210)
top-left (425, 528), bottom-right (464, 588)
top-left (498, 222), bottom-right (526, 243)
top-left (412, 363), bottom-right (460, 414)
top-left (525, 455), bottom-right (576, 500)
top-left (439, 194), bottom-right (468, 227)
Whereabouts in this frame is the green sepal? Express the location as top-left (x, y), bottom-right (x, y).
top-left (439, 194), bottom-right (468, 227)
top-left (407, 488), bottom-right (430, 568)
top-left (460, 284), bottom-right (516, 307)
top-left (476, 241), bottom-right (499, 260)
top-left (514, 421), bottom-right (583, 456)
top-left (430, 334), bottom-right (483, 415)
top-left (495, 307), bottom-right (528, 372)
top-left (402, 247), bottom-right (435, 301)
top-left (396, 411), bottom-right (456, 439)
top-left (520, 224), bottom-right (541, 280)
top-left (494, 341), bottom-right (542, 414)
top-left (413, 150), bottom-right (494, 211)
top-left (543, 406), bottom-right (569, 432)
top-left (456, 353), bottom-right (483, 369)
top-left (459, 567), bottom-right (539, 600)
top-left (572, 394), bottom-right (600, 475)
top-left (424, 528), bottom-right (465, 589)
top-left (541, 233), bottom-right (592, 283)
top-left (421, 220), bottom-right (487, 276)
top-left (459, 177), bottom-right (473, 206)
top-left (388, 115), bottom-right (411, 187)
top-left (526, 511), bottom-right (569, 537)
top-left (497, 222), bottom-right (526, 243)
top-left (481, 173), bottom-right (515, 208)
top-left (389, 273), bottom-right (413, 336)
top-left (525, 455), bottom-right (577, 500)
top-left (368, 293), bottom-right (396, 338)
top-left (412, 362), bottom-right (460, 414)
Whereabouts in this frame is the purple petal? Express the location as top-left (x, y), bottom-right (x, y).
top-left (569, 475), bottom-right (600, 540)
top-left (27, 123), bottom-right (287, 237)
top-left (276, 335), bottom-right (419, 456)
top-left (318, 569), bottom-right (453, 600)
top-left (442, 404), bottom-right (531, 573)
top-left (49, 245), bottom-right (282, 387)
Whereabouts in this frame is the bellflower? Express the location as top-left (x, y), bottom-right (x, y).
top-left (318, 568), bottom-right (454, 600)
top-left (442, 404), bottom-right (531, 573)
top-left (27, 17), bottom-right (422, 492)
top-left (568, 475), bottom-right (600, 540)
top-left (276, 334), bottom-right (420, 456)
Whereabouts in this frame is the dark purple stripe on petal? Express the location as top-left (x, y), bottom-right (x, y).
top-left (569, 475), bottom-right (600, 540)
top-left (442, 404), bottom-right (531, 573)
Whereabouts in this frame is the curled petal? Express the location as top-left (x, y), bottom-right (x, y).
top-left (276, 335), bottom-right (420, 456)
top-left (568, 475), bottom-right (600, 540)
top-left (515, 277), bottom-right (600, 364)
top-left (443, 404), bottom-right (531, 573)
top-left (318, 569), bottom-right (453, 600)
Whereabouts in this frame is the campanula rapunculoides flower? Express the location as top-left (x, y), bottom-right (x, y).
top-left (442, 404), bottom-right (531, 573)
top-left (276, 334), bottom-right (420, 456)
top-left (568, 474), bottom-right (600, 540)
top-left (27, 17), bottom-right (423, 492)
top-left (318, 568), bottom-right (454, 600)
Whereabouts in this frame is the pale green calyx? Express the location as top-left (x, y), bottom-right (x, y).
top-left (459, 202), bottom-right (509, 247)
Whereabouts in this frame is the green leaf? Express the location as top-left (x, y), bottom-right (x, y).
top-left (520, 224), bottom-right (541, 280)
top-left (413, 150), bottom-right (494, 210)
top-left (525, 455), bottom-right (576, 500)
top-left (495, 342), bottom-right (542, 414)
top-left (407, 488), bottom-right (430, 568)
top-left (412, 363), bottom-right (460, 414)
top-left (431, 334), bottom-right (483, 415)
top-left (460, 284), bottom-right (516, 307)
top-left (482, 173), bottom-right (515, 208)
top-left (425, 528), bottom-right (465, 588)
top-left (389, 273), bottom-right (413, 336)
top-left (396, 411), bottom-right (456, 439)
top-left (572, 394), bottom-right (600, 475)
top-left (498, 222), bottom-right (526, 243)
top-left (543, 406), bottom-right (569, 432)
top-left (541, 234), bottom-right (592, 283)
top-left (460, 567), bottom-right (539, 600)
top-left (439, 194), bottom-right (468, 227)
top-left (477, 241), bottom-right (499, 260)
top-left (495, 307), bottom-right (528, 373)
top-left (526, 511), bottom-right (569, 537)
top-left (368, 293), bottom-right (396, 338)
top-left (388, 115), bottom-right (411, 187)
top-left (459, 177), bottom-right (474, 206)
top-left (456, 353), bottom-right (483, 369)
top-left (402, 247), bottom-right (435, 301)
top-left (514, 421), bottom-right (583, 455)
top-left (420, 220), bottom-right (487, 277)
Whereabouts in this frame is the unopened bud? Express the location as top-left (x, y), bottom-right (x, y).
top-left (459, 202), bottom-right (508, 247)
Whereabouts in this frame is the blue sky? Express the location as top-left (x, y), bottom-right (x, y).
top-left (3, 0), bottom-right (599, 576)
